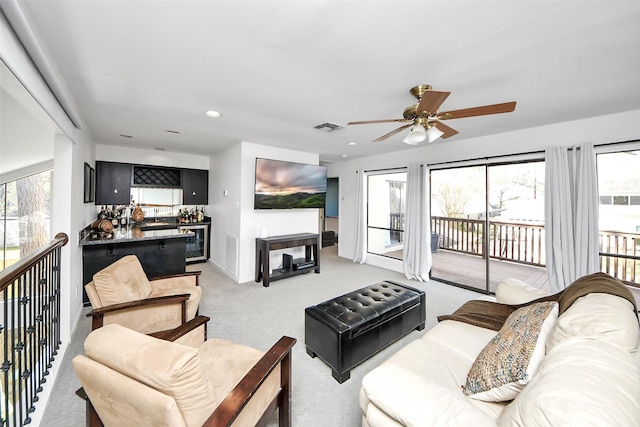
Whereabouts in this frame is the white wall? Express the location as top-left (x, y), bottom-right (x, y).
top-left (208, 142), bottom-right (242, 278)
top-left (209, 141), bottom-right (320, 283)
top-left (330, 109), bottom-right (640, 271)
top-left (2, 13), bottom-right (98, 426)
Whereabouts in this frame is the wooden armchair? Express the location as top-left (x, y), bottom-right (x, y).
top-left (84, 255), bottom-right (202, 334)
top-left (73, 322), bottom-right (296, 427)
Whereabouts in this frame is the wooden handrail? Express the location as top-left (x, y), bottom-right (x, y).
top-left (0, 232), bottom-right (68, 291)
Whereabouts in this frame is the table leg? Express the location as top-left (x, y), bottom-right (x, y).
top-left (262, 245), bottom-right (271, 287)
top-left (255, 247), bottom-right (262, 282)
top-left (313, 243), bottom-right (320, 273)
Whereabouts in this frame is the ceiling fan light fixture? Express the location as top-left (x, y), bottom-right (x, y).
top-left (403, 125), bottom-right (427, 145)
top-left (426, 125), bottom-right (444, 143)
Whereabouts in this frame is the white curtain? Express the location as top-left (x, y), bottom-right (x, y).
top-left (544, 142), bottom-right (599, 292)
top-left (353, 169), bottom-right (367, 264)
top-left (403, 163), bottom-right (432, 281)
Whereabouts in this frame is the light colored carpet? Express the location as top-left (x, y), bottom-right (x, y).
top-left (40, 245), bottom-right (479, 426)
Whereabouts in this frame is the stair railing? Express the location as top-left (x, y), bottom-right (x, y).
top-left (0, 232), bottom-right (68, 427)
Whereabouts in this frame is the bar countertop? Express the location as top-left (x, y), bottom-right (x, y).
top-left (80, 226), bottom-right (192, 246)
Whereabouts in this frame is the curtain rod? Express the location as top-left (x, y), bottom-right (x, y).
top-left (362, 166), bottom-right (408, 174)
top-left (427, 138), bottom-right (640, 168)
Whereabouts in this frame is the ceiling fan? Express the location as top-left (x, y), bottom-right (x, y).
top-left (347, 85), bottom-right (516, 145)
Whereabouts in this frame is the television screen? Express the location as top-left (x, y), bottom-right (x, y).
top-left (254, 158), bottom-right (327, 209)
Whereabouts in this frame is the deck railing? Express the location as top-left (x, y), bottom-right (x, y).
top-left (599, 231), bottom-right (640, 285)
top-left (431, 216), bottom-right (640, 286)
top-left (0, 233), bottom-right (68, 427)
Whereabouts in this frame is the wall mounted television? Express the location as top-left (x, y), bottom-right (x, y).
top-left (254, 158), bottom-right (327, 209)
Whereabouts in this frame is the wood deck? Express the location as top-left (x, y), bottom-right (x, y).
top-left (431, 249), bottom-right (549, 293)
top-left (377, 247), bottom-right (639, 306)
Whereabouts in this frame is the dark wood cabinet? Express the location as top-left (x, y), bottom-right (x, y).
top-left (95, 161), bottom-right (208, 205)
top-left (95, 161), bottom-right (132, 205)
top-left (133, 165), bottom-right (181, 188)
top-left (182, 168), bottom-right (208, 205)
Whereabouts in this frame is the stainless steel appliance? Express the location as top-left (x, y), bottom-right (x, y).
top-left (178, 224), bottom-right (209, 262)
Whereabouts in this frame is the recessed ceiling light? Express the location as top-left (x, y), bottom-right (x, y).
top-left (347, 141), bottom-right (357, 146)
top-left (341, 154), bottom-right (348, 158)
top-left (205, 110), bottom-right (222, 118)
top-left (120, 134), bottom-right (133, 138)
top-left (165, 130), bottom-right (180, 134)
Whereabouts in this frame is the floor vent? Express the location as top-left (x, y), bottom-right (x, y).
top-left (225, 234), bottom-right (239, 276)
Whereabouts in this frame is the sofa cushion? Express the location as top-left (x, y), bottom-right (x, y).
top-left (361, 320), bottom-right (504, 426)
top-left (463, 301), bottom-right (558, 402)
top-left (495, 278), bottom-right (550, 304)
top-left (546, 292), bottom-right (640, 353)
top-left (92, 255), bottom-right (152, 306)
top-left (498, 336), bottom-right (640, 426)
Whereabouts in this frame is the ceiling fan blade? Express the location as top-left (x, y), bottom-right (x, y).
top-left (416, 90), bottom-right (451, 115)
top-left (372, 123), bottom-right (413, 142)
top-left (348, 118), bottom-right (409, 125)
top-left (434, 121), bottom-right (459, 139)
top-left (439, 101), bottom-right (517, 120)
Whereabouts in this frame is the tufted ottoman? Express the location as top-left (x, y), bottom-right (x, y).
top-left (304, 281), bottom-right (425, 383)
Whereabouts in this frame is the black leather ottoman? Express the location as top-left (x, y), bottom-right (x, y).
top-left (304, 281), bottom-right (426, 383)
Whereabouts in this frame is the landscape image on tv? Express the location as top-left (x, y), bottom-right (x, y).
top-left (254, 158), bottom-right (327, 209)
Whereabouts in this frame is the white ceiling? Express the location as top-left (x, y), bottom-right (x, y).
top-left (9, 1), bottom-right (640, 164)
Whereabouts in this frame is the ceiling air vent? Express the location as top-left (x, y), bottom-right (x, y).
top-left (314, 122), bottom-right (344, 132)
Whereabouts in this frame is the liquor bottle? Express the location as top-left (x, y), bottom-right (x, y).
top-left (110, 206), bottom-right (118, 228)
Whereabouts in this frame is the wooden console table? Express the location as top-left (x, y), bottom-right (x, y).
top-left (255, 233), bottom-right (320, 287)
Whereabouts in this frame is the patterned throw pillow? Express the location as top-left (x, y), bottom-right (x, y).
top-left (462, 301), bottom-right (559, 402)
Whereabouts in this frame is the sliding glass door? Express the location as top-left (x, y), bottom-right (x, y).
top-left (430, 160), bottom-right (546, 293)
top-left (430, 166), bottom-right (487, 290)
top-left (367, 170), bottom-right (407, 260)
top-left (597, 149), bottom-right (640, 288)
top-left (487, 162), bottom-right (546, 292)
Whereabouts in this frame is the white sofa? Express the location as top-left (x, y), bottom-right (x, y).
top-left (359, 274), bottom-right (640, 427)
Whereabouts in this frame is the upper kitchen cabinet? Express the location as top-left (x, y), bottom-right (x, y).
top-left (133, 165), bottom-right (181, 188)
top-left (182, 168), bottom-right (208, 205)
top-left (95, 161), bottom-right (132, 205)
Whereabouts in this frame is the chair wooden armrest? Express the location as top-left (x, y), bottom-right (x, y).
top-left (86, 294), bottom-right (191, 330)
top-left (150, 270), bottom-right (202, 284)
top-left (149, 315), bottom-right (210, 342)
top-left (204, 336), bottom-right (297, 427)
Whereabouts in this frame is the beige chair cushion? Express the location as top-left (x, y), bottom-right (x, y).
top-left (85, 324), bottom-right (216, 427)
top-left (73, 354), bottom-right (187, 427)
top-left (100, 303), bottom-right (185, 334)
top-left (92, 255), bottom-right (153, 306)
top-left (84, 281), bottom-right (103, 308)
top-left (198, 338), bottom-right (281, 426)
top-left (149, 275), bottom-right (202, 320)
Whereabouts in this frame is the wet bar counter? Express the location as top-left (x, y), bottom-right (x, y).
top-left (80, 227), bottom-right (192, 305)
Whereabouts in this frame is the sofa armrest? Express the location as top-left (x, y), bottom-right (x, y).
top-left (204, 336), bottom-right (297, 427)
top-left (86, 294), bottom-right (190, 330)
